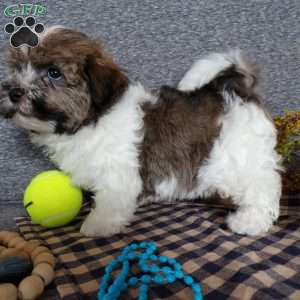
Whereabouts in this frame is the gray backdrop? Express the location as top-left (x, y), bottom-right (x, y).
top-left (0, 1), bottom-right (299, 226)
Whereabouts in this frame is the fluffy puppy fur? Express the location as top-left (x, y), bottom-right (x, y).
top-left (0, 27), bottom-right (282, 236)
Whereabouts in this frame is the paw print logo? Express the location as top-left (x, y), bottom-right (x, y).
top-left (4, 16), bottom-right (44, 48)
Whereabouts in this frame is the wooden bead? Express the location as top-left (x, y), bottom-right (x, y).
top-left (33, 252), bottom-right (56, 268)
top-left (32, 263), bottom-right (55, 286)
top-left (22, 241), bottom-right (41, 256)
top-left (15, 241), bottom-right (28, 250)
top-left (0, 246), bottom-right (6, 254)
top-left (1, 248), bottom-right (20, 258)
top-left (0, 232), bottom-right (20, 246)
top-left (30, 246), bottom-right (50, 260)
top-left (18, 275), bottom-right (44, 300)
top-left (0, 248), bottom-right (29, 260)
top-left (27, 239), bottom-right (42, 245)
top-left (0, 231), bottom-right (19, 239)
top-left (8, 236), bottom-right (25, 248)
top-left (0, 283), bottom-right (18, 300)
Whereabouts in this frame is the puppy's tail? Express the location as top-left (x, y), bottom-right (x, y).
top-left (178, 50), bottom-right (257, 94)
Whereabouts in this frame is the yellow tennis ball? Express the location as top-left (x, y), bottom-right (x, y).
top-left (24, 170), bottom-right (82, 228)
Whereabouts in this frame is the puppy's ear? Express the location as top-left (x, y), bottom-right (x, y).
top-left (85, 55), bottom-right (128, 113)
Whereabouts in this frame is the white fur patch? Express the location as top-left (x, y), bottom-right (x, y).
top-left (155, 176), bottom-right (179, 200)
top-left (154, 175), bottom-right (198, 201)
top-left (31, 83), bottom-right (156, 236)
top-left (16, 62), bottom-right (36, 87)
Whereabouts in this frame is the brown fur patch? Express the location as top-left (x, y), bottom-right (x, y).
top-left (140, 86), bottom-right (223, 196)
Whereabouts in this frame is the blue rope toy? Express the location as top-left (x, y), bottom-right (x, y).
top-left (98, 242), bottom-right (203, 300)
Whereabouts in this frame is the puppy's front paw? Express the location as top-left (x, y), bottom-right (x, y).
top-left (227, 207), bottom-right (274, 236)
top-left (80, 210), bottom-right (126, 237)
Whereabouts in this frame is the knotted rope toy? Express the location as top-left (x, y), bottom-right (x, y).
top-left (98, 242), bottom-right (203, 300)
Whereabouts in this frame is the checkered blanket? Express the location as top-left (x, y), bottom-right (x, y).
top-left (16, 196), bottom-right (300, 300)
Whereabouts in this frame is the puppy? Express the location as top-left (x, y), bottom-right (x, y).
top-left (0, 27), bottom-right (282, 236)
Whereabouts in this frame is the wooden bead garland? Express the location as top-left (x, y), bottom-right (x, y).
top-left (0, 231), bottom-right (56, 300)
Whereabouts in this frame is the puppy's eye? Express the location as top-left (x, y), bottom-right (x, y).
top-left (48, 67), bottom-right (62, 80)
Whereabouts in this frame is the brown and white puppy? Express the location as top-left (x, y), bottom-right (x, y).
top-left (0, 27), bottom-right (282, 236)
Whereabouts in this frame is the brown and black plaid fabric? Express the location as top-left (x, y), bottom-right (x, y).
top-left (16, 197), bottom-right (300, 300)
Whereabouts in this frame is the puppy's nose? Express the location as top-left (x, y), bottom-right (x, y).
top-left (9, 87), bottom-right (25, 103)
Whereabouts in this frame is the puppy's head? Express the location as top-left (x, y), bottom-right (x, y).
top-left (0, 27), bottom-right (128, 134)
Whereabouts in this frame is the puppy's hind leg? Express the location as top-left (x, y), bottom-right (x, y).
top-left (227, 168), bottom-right (281, 236)
top-left (223, 100), bottom-right (282, 235)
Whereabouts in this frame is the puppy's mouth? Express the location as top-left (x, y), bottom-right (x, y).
top-left (12, 112), bottom-right (56, 133)
top-left (1, 109), bottom-right (30, 121)
top-left (2, 104), bottom-right (32, 119)
top-left (18, 95), bottom-right (34, 114)
top-left (10, 94), bottom-right (36, 119)
top-left (0, 97), bottom-right (25, 120)
top-left (17, 110), bottom-right (33, 118)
